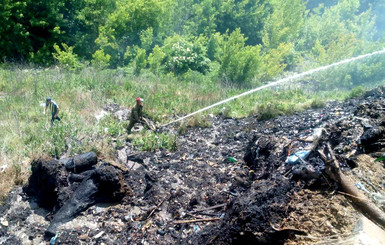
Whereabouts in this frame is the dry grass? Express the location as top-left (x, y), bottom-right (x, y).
top-left (0, 161), bottom-right (30, 202)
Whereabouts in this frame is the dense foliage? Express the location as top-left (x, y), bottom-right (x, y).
top-left (1, 0), bottom-right (384, 86)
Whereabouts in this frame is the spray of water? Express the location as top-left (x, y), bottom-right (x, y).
top-left (161, 48), bottom-right (385, 127)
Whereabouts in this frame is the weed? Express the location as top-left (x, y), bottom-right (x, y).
top-left (133, 131), bottom-right (177, 152)
top-left (99, 115), bottom-right (125, 137)
top-left (218, 106), bottom-right (231, 118)
top-left (186, 115), bottom-right (211, 128)
top-left (310, 97), bottom-right (326, 109)
top-left (256, 102), bottom-right (284, 121)
top-left (177, 123), bottom-right (188, 135)
top-left (348, 86), bottom-right (365, 98)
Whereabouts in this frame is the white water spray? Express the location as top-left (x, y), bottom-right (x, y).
top-left (161, 48), bottom-right (385, 127)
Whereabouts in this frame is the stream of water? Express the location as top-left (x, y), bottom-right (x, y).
top-left (161, 48), bottom-right (385, 127)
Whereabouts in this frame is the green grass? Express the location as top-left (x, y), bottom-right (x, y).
top-left (0, 65), bottom-right (382, 199)
top-left (132, 131), bottom-right (177, 152)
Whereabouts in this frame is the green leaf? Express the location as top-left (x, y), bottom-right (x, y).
top-left (375, 157), bottom-right (385, 162)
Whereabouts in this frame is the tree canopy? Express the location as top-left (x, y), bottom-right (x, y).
top-left (0, 0), bottom-right (384, 84)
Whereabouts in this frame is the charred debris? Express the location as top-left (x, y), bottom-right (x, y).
top-left (1, 86), bottom-right (385, 244)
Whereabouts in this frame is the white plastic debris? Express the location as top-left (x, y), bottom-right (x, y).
top-left (0, 218), bottom-right (9, 227)
top-left (94, 231), bottom-right (105, 239)
top-left (0, 164), bottom-right (8, 173)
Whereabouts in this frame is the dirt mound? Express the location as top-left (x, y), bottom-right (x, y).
top-left (22, 152), bottom-right (130, 239)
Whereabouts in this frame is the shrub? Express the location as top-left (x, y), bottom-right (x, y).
top-left (186, 114), bottom-right (211, 128)
top-left (92, 49), bottom-right (111, 69)
top-left (99, 116), bottom-right (125, 137)
top-left (133, 48), bottom-right (148, 75)
top-left (52, 43), bottom-right (82, 70)
top-left (217, 29), bottom-right (262, 85)
top-left (148, 45), bottom-right (165, 74)
top-left (349, 86), bottom-right (365, 98)
top-left (163, 35), bottom-right (210, 74)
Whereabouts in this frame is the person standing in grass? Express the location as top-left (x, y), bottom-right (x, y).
top-left (127, 97), bottom-right (149, 134)
top-left (44, 97), bottom-right (61, 126)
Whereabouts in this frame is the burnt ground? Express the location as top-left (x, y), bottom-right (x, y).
top-left (1, 86), bottom-right (385, 244)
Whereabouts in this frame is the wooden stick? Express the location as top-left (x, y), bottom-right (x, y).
top-left (191, 203), bottom-right (226, 213)
top-left (325, 142), bottom-right (385, 230)
top-left (337, 191), bottom-right (368, 201)
top-left (174, 217), bottom-right (220, 224)
top-left (144, 197), bottom-right (166, 221)
top-left (186, 212), bottom-right (219, 218)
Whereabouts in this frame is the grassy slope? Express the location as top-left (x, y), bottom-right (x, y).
top-left (0, 65), bottom-right (376, 199)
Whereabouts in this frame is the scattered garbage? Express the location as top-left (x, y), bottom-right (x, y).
top-left (0, 164), bottom-right (7, 173)
top-left (94, 231), bottom-right (105, 239)
top-left (157, 229), bottom-right (165, 236)
top-left (194, 225), bottom-right (201, 233)
top-left (0, 218), bottom-right (8, 227)
top-left (225, 157), bottom-right (237, 163)
top-left (375, 156), bottom-right (385, 162)
top-left (49, 232), bottom-right (59, 245)
top-left (355, 182), bottom-right (371, 194)
top-left (285, 150), bottom-right (311, 165)
top-left (355, 182), bottom-right (385, 206)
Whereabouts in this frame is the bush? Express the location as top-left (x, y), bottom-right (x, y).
top-left (92, 49), bottom-right (111, 69)
top-left (52, 43), bottom-right (82, 70)
top-left (186, 114), bottom-right (211, 128)
top-left (163, 35), bottom-right (210, 74)
top-left (133, 48), bottom-right (148, 75)
top-left (217, 29), bottom-right (262, 85)
top-left (148, 45), bottom-right (165, 74)
top-left (99, 116), bottom-right (125, 137)
top-left (349, 86), bottom-right (365, 98)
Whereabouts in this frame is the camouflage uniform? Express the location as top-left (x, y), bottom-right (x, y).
top-left (127, 103), bottom-right (143, 133)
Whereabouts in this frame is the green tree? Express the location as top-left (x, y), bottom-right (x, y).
top-left (140, 27), bottom-right (154, 52)
top-left (184, 0), bottom-right (218, 36)
top-left (26, 0), bottom-right (82, 64)
top-left (0, 0), bottom-right (30, 61)
top-left (148, 45), bottom-right (166, 74)
top-left (162, 35), bottom-right (210, 74)
top-left (213, 0), bottom-right (269, 45)
top-left (262, 0), bottom-right (306, 49)
top-left (92, 49), bottom-right (111, 69)
top-left (297, 0), bottom-right (376, 63)
top-left (52, 43), bottom-right (81, 70)
top-left (96, 0), bottom-right (166, 67)
top-left (217, 29), bottom-right (262, 85)
top-left (74, 0), bottom-right (116, 59)
top-left (133, 48), bottom-right (147, 75)
top-left (169, 0), bottom-right (269, 45)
